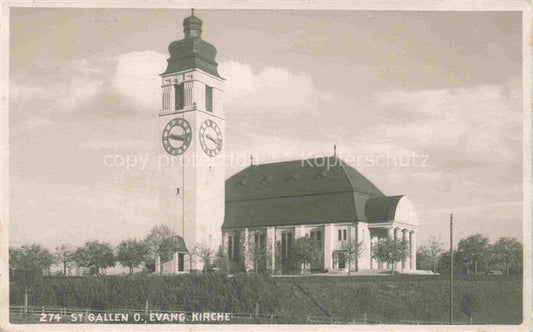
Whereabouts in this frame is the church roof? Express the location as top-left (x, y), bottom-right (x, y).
top-left (223, 156), bottom-right (388, 229)
top-left (365, 195), bottom-right (404, 222)
top-left (174, 235), bottom-right (189, 253)
top-left (162, 11), bottom-right (221, 77)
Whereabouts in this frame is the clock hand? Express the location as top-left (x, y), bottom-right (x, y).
top-left (206, 134), bottom-right (219, 144)
top-left (168, 133), bottom-right (190, 141)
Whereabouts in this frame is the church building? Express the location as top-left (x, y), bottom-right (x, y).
top-left (157, 11), bottom-right (418, 274)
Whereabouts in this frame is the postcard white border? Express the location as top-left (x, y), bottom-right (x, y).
top-left (1, 1), bottom-right (531, 331)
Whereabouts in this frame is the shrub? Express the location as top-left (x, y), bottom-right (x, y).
top-left (9, 273), bottom-right (281, 314)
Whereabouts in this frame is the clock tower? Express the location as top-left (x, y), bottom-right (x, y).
top-left (159, 10), bottom-right (225, 271)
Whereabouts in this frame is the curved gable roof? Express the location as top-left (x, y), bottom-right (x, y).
top-left (364, 195), bottom-right (404, 222)
top-left (223, 156), bottom-right (385, 228)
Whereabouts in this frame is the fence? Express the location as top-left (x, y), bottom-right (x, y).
top-left (10, 305), bottom-right (468, 325)
top-left (307, 314), bottom-right (469, 325)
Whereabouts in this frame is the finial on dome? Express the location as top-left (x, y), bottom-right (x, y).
top-left (183, 9), bottom-right (202, 39)
top-left (333, 145), bottom-right (337, 157)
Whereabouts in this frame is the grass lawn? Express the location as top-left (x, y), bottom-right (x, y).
top-left (274, 274), bottom-right (522, 324)
top-left (9, 274), bottom-right (522, 325)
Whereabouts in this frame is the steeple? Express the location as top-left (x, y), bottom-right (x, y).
top-left (162, 9), bottom-right (221, 77)
top-left (183, 8), bottom-right (202, 39)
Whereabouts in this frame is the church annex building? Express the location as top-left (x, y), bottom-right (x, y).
top-left (157, 11), bottom-right (419, 274)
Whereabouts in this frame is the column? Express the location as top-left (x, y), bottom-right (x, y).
top-left (410, 230), bottom-right (417, 270)
top-left (371, 235), bottom-right (380, 269)
top-left (266, 227), bottom-right (276, 273)
top-left (386, 227), bottom-right (394, 269)
top-left (324, 224), bottom-right (333, 271)
top-left (402, 229), bottom-right (409, 270)
top-left (184, 81), bottom-right (194, 107)
top-left (394, 227), bottom-right (401, 271)
top-left (370, 235), bottom-right (373, 270)
top-left (356, 223), bottom-right (370, 270)
top-left (243, 228), bottom-right (251, 271)
top-left (350, 224), bottom-right (357, 272)
top-left (172, 252), bottom-right (180, 274)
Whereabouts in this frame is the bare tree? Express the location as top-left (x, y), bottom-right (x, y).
top-left (192, 241), bottom-right (214, 273)
top-left (427, 236), bottom-right (444, 273)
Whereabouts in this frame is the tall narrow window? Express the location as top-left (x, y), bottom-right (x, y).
top-left (338, 230), bottom-right (342, 241)
top-left (311, 230), bottom-right (322, 248)
top-left (343, 229), bottom-right (347, 241)
top-left (205, 85), bottom-right (213, 112)
top-left (174, 84), bottom-right (184, 110)
top-left (281, 232), bottom-right (293, 259)
top-left (281, 233), bottom-right (286, 259)
top-left (234, 233), bottom-right (240, 260)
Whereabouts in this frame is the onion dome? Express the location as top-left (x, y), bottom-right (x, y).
top-left (162, 9), bottom-right (221, 78)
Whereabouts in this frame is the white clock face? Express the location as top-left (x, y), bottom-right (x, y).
top-left (199, 119), bottom-right (222, 157)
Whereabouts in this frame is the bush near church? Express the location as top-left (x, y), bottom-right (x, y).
top-left (9, 273), bottom-right (281, 314)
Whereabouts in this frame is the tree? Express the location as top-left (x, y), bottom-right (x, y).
top-left (372, 238), bottom-right (409, 275)
top-left (458, 234), bottom-right (489, 274)
top-left (244, 233), bottom-right (270, 273)
top-left (72, 241), bottom-right (115, 275)
top-left (54, 244), bottom-right (73, 275)
top-left (416, 246), bottom-right (432, 270)
top-left (437, 250), bottom-right (468, 276)
top-left (427, 236), bottom-right (444, 273)
top-left (492, 237), bottom-right (522, 275)
top-left (213, 244), bottom-right (229, 273)
top-left (192, 241), bottom-right (214, 273)
top-left (9, 244), bottom-right (55, 310)
top-left (485, 244), bottom-right (499, 272)
top-left (292, 237), bottom-right (322, 274)
top-left (117, 239), bottom-right (149, 275)
top-left (144, 225), bottom-right (186, 272)
top-left (10, 244), bottom-right (55, 281)
top-left (336, 240), bottom-right (364, 276)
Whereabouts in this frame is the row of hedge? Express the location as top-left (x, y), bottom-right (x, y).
top-left (10, 273), bottom-right (281, 314)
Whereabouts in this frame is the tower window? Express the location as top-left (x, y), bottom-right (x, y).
top-left (175, 83), bottom-right (184, 110)
top-left (205, 85), bottom-right (213, 112)
top-left (162, 86), bottom-right (172, 110)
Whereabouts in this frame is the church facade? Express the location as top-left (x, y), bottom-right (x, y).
top-left (222, 157), bottom-right (418, 273)
top-left (157, 12), bottom-right (418, 274)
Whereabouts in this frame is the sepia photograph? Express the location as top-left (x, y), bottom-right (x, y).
top-left (1, 1), bottom-right (531, 330)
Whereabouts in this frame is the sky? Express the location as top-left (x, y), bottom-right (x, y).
top-left (8, 8), bottom-right (524, 251)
